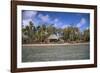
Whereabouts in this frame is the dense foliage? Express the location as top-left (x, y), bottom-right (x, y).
top-left (22, 21), bottom-right (90, 44)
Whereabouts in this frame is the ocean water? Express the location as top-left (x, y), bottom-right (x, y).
top-left (22, 44), bottom-right (90, 62)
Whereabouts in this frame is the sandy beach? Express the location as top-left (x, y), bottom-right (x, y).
top-left (22, 43), bottom-right (89, 47)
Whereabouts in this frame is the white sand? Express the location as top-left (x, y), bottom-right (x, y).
top-left (22, 43), bottom-right (89, 47)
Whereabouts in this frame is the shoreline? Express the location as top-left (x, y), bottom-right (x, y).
top-left (22, 42), bottom-right (89, 47)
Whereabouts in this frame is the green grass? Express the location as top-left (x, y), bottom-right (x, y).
top-left (22, 44), bottom-right (90, 62)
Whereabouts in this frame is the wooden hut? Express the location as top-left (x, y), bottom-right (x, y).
top-left (47, 34), bottom-right (59, 42)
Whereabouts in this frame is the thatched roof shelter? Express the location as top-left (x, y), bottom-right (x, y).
top-left (47, 34), bottom-right (59, 40)
top-left (22, 33), bottom-right (28, 39)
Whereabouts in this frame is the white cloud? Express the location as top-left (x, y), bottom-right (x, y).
top-left (77, 18), bottom-right (86, 28)
top-left (23, 11), bottom-right (37, 19)
top-left (61, 24), bottom-right (70, 29)
top-left (86, 27), bottom-right (89, 30)
top-left (22, 19), bottom-right (33, 27)
top-left (53, 22), bottom-right (62, 28)
top-left (54, 18), bottom-right (59, 22)
top-left (53, 23), bottom-right (57, 27)
top-left (38, 14), bottom-right (50, 22)
top-left (22, 11), bottom-right (38, 27)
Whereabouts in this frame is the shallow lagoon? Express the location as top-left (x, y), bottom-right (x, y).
top-left (22, 44), bottom-right (90, 62)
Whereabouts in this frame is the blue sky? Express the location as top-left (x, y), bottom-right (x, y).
top-left (22, 10), bottom-right (90, 31)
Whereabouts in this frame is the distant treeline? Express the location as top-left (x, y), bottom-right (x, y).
top-left (22, 21), bottom-right (90, 44)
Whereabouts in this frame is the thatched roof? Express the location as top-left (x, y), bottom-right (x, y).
top-left (47, 34), bottom-right (59, 40)
top-left (22, 33), bottom-right (28, 39)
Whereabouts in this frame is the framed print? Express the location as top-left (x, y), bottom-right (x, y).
top-left (11, 1), bottom-right (97, 73)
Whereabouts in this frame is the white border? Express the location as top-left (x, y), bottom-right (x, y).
top-left (17, 5), bottom-right (94, 68)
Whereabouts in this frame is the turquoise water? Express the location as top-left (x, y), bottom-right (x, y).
top-left (22, 44), bottom-right (90, 62)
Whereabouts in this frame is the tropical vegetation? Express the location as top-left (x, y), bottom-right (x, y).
top-left (22, 21), bottom-right (90, 44)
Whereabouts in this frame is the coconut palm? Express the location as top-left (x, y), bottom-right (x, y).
top-left (63, 24), bottom-right (80, 42)
top-left (83, 28), bottom-right (90, 41)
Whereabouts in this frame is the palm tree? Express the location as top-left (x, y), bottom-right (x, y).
top-left (63, 25), bottom-right (80, 42)
top-left (83, 28), bottom-right (90, 41)
top-left (22, 21), bottom-right (36, 43)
